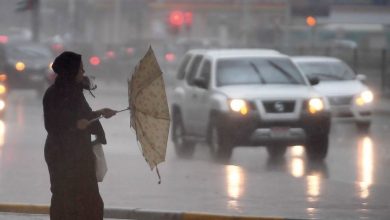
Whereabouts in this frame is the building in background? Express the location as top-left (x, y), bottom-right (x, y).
top-left (0, 0), bottom-right (389, 52)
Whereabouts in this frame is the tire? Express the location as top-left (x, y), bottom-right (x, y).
top-left (172, 112), bottom-right (195, 158)
top-left (305, 134), bottom-right (329, 161)
top-left (208, 121), bottom-right (233, 161)
top-left (356, 122), bottom-right (370, 133)
top-left (266, 145), bottom-right (287, 159)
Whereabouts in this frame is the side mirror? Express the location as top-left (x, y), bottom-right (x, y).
top-left (356, 74), bottom-right (367, 82)
top-left (193, 77), bottom-right (208, 89)
top-left (308, 76), bottom-right (320, 86)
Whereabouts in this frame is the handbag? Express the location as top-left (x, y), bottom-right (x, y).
top-left (92, 143), bottom-right (107, 182)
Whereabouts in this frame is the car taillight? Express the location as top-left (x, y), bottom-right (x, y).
top-left (126, 47), bottom-right (134, 55)
top-left (0, 74), bottom-right (6, 82)
top-left (106, 51), bottom-right (116, 59)
top-left (165, 53), bottom-right (176, 63)
top-left (90, 56), bottom-right (101, 66)
top-left (0, 35), bottom-right (8, 44)
top-left (51, 43), bottom-right (64, 53)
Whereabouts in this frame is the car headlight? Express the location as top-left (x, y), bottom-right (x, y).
top-left (49, 62), bottom-right (53, 71)
top-left (308, 98), bottom-right (324, 114)
top-left (0, 99), bottom-right (6, 111)
top-left (0, 85), bottom-right (6, 95)
top-left (355, 90), bottom-right (374, 106)
top-left (15, 61), bottom-right (26, 72)
top-left (229, 99), bottom-right (249, 115)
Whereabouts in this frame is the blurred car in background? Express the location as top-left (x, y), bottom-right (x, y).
top-left (98, 43), bottom-right (137, 82)
top-left (172, 49), bottom-right (331, 161)
top-left (45, 42), bottom-right (104, 86)
top-left (0, 41), bottom-right (54, 96)
top-left (0, 80), bottom-right (8, 118)
top-left (292, 56), bottom-right (374, 131)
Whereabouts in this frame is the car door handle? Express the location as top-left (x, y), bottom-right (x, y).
top-left (192, 93), bottom-right (197, 99)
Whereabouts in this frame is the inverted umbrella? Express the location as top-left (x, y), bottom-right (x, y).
top-left (89, 46), bottom-right (170, 184)
top-left (128, 46), bottom-right (170, 184)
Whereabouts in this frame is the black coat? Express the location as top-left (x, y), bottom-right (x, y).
top-left (43, 77), bottom-right (106, 220)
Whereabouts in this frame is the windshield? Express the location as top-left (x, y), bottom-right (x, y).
top-left (6, 44), bottom-right (52, 60)
top-left (216, 57), bottom-right (306, 87)
top-left (296, 60), bottom-right (356, 81)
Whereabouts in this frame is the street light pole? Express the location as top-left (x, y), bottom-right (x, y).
top-left (31, 0), bottom-right (40, 42)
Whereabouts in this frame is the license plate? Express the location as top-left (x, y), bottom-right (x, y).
top-left (271, 127), bottom-right (289, 137)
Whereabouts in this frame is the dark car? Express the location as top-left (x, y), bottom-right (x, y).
top-left (0, 42), bottom-right (54, 95)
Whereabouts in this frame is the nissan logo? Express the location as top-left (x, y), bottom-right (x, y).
top-left (274, 101), bottom-right (285, 112)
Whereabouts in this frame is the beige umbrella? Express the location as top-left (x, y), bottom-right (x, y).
top-left (128, 46), bottom-right (170, 184)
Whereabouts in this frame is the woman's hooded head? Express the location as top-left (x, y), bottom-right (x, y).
top-left (52, 51), bottom-right (82, 79)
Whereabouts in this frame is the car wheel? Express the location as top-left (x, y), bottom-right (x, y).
top-left (356, 122), bottom-right (370, 133)
top-left (172, 112), bottom-right (195, 158)
top-left (305, 134), bottom-right (329, 161)
top-left (208, 122), bottom-right (233, 161)
top-left (266, 145), bottom-right (287, 159)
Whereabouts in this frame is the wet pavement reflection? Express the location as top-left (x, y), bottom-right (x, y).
top-left (0, 120), bottom-right (5, 158)
top-left (225, 165), bottom-right (245, 212)
top-left (357, 136), bottom-right (374, 200)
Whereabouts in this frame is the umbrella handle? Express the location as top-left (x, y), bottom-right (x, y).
top-left (88, 116), bottom-right (103, 123)
top-left (88, 107), bottom-right (130, 124)
top-left (116, 106), bottom-right (130, 113)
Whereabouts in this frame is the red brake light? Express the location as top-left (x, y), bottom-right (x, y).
top-left (0, 74), bottom-right (6, 82)
top-left (106, 51), bottom-right (116, 59)
top-left (51, 43), bottom-right (64, 52)
top-left (0, 35), bottom-right (8, 44)
top-left (184, 12), bottom-right (193, 26)
top-left (126, 48), bottom-right (134, 55)
top-left (165, 53), bottom-right (176, 62)
top-left (90, 56), bottom-right (101, 66)
top-left (169, 11), bottom-right (184, 27)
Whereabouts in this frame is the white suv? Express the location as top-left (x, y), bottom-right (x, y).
top-left (171, 49), bottom-right (331, 161)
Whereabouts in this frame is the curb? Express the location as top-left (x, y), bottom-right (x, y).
top-left (0, 203), bottom-right (48, 215)
top-left (0, 203), bottom-right (304, 220)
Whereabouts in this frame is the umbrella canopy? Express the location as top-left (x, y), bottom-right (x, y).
top-left (128, 46), bottom-right (170, 176)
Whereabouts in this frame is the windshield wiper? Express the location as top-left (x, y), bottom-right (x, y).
top-left (249, 61), bottom-right (266, 84)
top-left (268, 60), bottom-right (299, 84)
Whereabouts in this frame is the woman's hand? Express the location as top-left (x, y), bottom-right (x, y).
top-left (99, 108), bottom-right (117, 119)
top-left (77, 119), bottom-right (90, 130)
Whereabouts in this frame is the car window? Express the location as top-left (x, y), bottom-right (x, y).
top-left (199, 59), bottom-right (211, 88)
top-left (6, 44), bottom-right (52, 60)
top-left (186, 55), bottom-right (203, 85)
top-left (216, 57), bottom-right (306, 87)
top-left (176, 54), bottom-right (191, 80)
top-left (296, 60), bottom-right (355, 81)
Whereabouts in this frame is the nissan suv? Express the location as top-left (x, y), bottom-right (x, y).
top-left (171, 49), bottom-right (331, 161)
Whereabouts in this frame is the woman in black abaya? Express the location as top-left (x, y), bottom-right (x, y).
top-left (43, 51), bottom-right (116, 220)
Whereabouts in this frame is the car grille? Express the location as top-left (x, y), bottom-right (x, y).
top-left (328, 96), bottom-right (353, 106)
top-left (262, 101), bottom-right (295, 113)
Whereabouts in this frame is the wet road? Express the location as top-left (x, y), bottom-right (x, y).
top-left (0, 82), bottom-right (389, 219)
